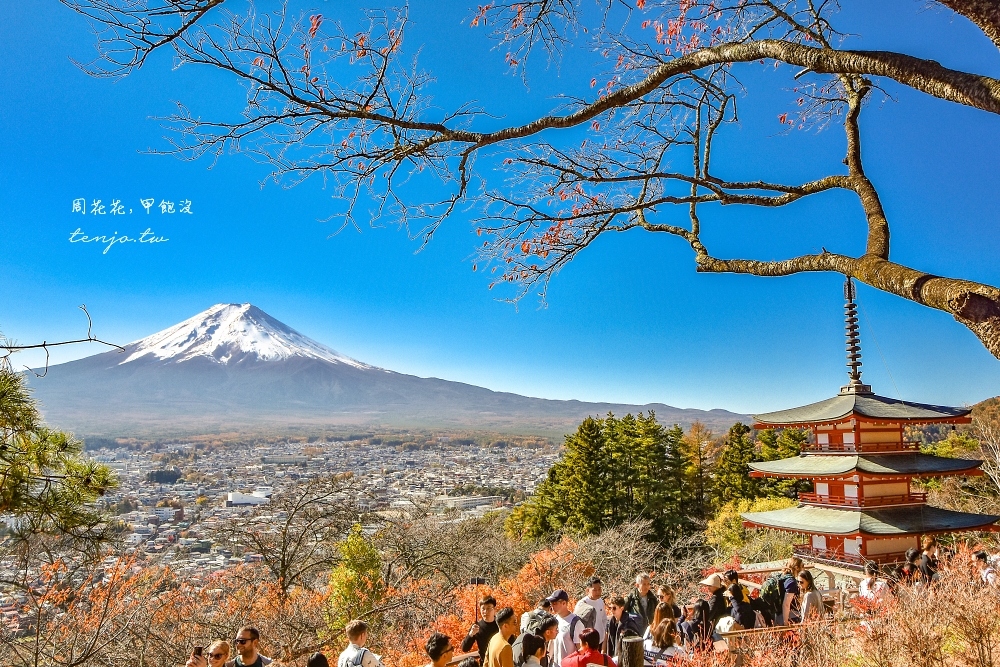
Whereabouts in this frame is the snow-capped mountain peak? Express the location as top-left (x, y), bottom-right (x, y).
top-left (119, 303), bottom-right (372, 368)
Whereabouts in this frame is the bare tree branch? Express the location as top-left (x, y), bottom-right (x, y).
top-left (1, 305), bottom-right (124, 378)
top-left (63, 0), bottom-right (1000, 358)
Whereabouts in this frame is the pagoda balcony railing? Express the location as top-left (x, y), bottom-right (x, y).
top-left (793, 545), bottom-right (904, 566)
top-left (802, 441), bottom-right (921, 454)
top-left (793, 545), bottom-right (863, 566)
top-left (798, 491), bottom-right (927, 507)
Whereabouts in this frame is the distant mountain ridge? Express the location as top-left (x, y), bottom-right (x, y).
top-left (27, 304), bottom-right (749, 437)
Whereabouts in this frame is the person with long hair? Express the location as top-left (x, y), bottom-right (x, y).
top-left (642, 602), bottom-right (676, 640)
top-left (858, 562), bottom-right (889, 602)
top-left (186, 640), bottom-right (232, 667)
top-left (779, 557), bottom-right (805, 625)
top-left (918, 536), bottom-right (940, 584)
top-left (797, 571), bottom-right (824, 622)
top-left (891, 548), bottom-right (921, 590)
top-left (655, 586), bottom-right (682, 621)
top-left (725, 583), bottom-right (756, 630)
top-left (679, 599), bottom-right (711, 647)
top-left (643, 620), bottom-right (683, 665)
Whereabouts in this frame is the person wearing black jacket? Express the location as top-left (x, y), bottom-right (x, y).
top-left (699, 574), bottom-right (729, 631)
top-left (679, 600), bottom-right (711, 647)
top-left (623, 574), bottom-right (659, 631)
top-left (725, 584), bottom-right (756, 630)
top-left (606, 596), bottom-right (643, 658)
top-left (918, 536), bottom-right (940, 584)
top-left (462, 596), bottom-right (501, 662)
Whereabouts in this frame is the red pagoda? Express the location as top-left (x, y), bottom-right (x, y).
top-left (742, 279), bottom-right (998, 567)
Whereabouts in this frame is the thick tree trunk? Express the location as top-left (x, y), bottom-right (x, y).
top-left (620, 636), bottom-right (645, 667)
top-left (937, 0), bottom-right (1000, 51)
top-left (697, 252), bottom-right (1000, 359)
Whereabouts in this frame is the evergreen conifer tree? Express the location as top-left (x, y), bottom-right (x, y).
top-left (505, 467), bottom-right (567, 540)
top-left (603, 412), bottom-right (638, 526)
top-left (0, 367), bottom-right (116, 538)
top-left (756, 428), bottom-right (809, 497)
top-left (712, 422), bottom-right (759, 507)
top-left (561, 416), bottom-right (610, 534)
top-left (660, 424), bottom-right (690, 539)
top-left (632, 413), bottom-right (685, 541)
top-left (504, 412), bottom-right (692, 544)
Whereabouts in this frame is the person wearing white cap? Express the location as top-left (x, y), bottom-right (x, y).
top-left (698, 573), bottom-right (730, 631)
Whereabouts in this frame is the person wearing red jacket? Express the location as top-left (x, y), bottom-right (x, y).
top-left (560, 629), bottom-right (613, 667)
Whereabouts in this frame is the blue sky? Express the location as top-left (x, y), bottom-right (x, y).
top-left (1, 1), bottom-right (999, 415)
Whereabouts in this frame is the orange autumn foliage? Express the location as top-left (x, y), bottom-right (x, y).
top-left (19, 559), bottom-right (331, 667)
top-left (389, 536), bottom-right (595, 667)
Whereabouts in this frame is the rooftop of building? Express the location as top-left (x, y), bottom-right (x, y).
top-left (743, 503), bottom-right (1000, 535)
top-left (753, 392), bottom-right (972, 427)
top-left (749, 453), bottom-right (983, 478)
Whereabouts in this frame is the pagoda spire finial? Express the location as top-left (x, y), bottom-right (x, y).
top-left (840, 277), bottom-right (873, 395)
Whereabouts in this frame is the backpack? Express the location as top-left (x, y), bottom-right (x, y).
top-left (511, 632), bottom-right (528, 667)
top-left (749, 595), bottom-right (774, 626)
top-left (573, 600), bottom-right (597, 630)
top-left (760, 572), bottom-right (791, 616)
top-left (350, 649), bottom-right (369, 667)
top-left (567, 615), bottom-right (582, 641)
top-left (526, 610), bottom-right (555, 635)
top-left (557, 616), bottom-right (583, 660)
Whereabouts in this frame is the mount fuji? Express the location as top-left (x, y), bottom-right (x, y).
top-left (27, 304), bottom-right (747, 436)
top-left (116, 303), bottom-right (375, 369)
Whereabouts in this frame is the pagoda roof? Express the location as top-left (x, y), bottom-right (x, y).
top-left (743, 504), bottom-right (999, 536)
top-left (753, 393), bottom-right (971, 426)
top-left (749, 454), bottom-right (982, 478)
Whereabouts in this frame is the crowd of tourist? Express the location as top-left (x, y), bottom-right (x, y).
top-left (419, 563), bottom-right (834, 667)
top-left (183, 538), bottom-right (1000, 667)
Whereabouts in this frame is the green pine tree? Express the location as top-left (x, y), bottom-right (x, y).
top-left (632, 413), bottom-right (684, 541)
top-left (604, 412), bottom-right (640, 526)
top-left (660, 424), bottom-right (690, 539)
top-left (0, 367), bottom-right (116, 538)
top-left (505, 412), bottom-right (692, 544)
top-left (505, 467), bottom-right (567, 539)
top-left (712, 422), bottom-right (759, 507)
top-left (505, 417), bottom-right (606, 539)
top-left (756, 428), bottom-right (809, 498)
top-left (562, 416), bottom-right (611, 534)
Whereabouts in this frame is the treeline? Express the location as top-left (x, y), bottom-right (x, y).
top-left (448, 484), bottom-right (526, 503)
top-left (505, 412), bottom-right (809, 544)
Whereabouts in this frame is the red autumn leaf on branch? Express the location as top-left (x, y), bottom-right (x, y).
top-left (470, 4), bottom-right (492, 27)
top-left (309, 14), bottom-right (322, 38)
